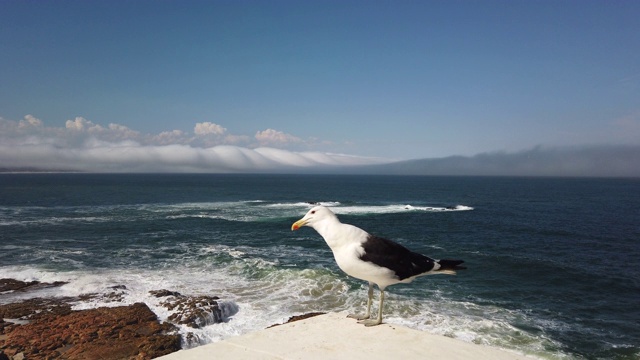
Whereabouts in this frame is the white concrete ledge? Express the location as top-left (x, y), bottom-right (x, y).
top-left (156, 312), bottom-right (535, 360)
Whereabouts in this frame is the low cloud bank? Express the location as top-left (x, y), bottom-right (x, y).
top-left (0, 115), bottom-right (386, 172)
top-left (0, 142), bottom-right (386, 173)
top-left (362, 145), bottom-right (640, 177)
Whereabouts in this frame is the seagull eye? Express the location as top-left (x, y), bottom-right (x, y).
top-left (311, 210), bottom-right (316, 214)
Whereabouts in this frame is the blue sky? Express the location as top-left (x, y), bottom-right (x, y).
top-left (1, 0), bottom-right (639, 172)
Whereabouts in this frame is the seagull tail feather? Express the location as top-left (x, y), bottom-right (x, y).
top-left (435, 259), bottom-right (466, 275)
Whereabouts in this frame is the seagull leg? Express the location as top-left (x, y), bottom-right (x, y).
top-left (348, 282), bottom-right (373, 320)
top-left (359, 289), bottom-right (384, 326)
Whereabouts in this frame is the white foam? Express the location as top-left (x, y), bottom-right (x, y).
top-left (264, 202), bottom-right (313, 208)
top-left (315, 201), bottom-right (342, 207)
top-left (264, 201), bottom-right (341, 209)
top-left (452, 205), bottom-right (474, 211)
top-left (331, 204), bottom-right (474, 215)
top-left (0, 216), bottom-right (115, 227)
top-left (1, 201), bottom-right (473, 229)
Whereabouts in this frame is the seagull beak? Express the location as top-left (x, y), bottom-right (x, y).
top-left (291, 218), bottom-right (307, 231)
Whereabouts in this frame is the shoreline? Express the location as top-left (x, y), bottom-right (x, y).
top-left (1, 278), bottom-right (538, 360)
top-left (158, 312), bottom-right (536, 360)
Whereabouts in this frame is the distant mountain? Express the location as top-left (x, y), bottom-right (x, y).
top-left (353, 145), bottom-right (640, 177)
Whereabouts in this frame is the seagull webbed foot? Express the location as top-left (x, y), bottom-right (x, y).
top-left (347, 313), bottom-right (370, 321)
top-left (358, 318), bottom-right (382, 327)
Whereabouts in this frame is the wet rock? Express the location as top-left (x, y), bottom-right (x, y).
top-left (76, 284), bottom-right (129, 304)
top-left (268, 312), bottom-right (325, 328)
top-left (0, 297), bottom-right (73, 322)
top-left (0, 279), bottom-right (38, 292)
top-left (0, 278), bottom-right (67, 293)
top-left (0, 281), bottom-right (237, 359)
top-left (152, 290), bottom-right (226, 328)
top-left (149, 289), bottom-right (182, 298)
top-left (1, 302), bottom-right (180, 360)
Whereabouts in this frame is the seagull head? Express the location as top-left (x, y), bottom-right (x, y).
top-left (291, 206), bottom-right (337, 231)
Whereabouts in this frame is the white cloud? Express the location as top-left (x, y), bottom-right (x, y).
top-left (0, 115), bottom-right (387, 172)
top-left (108, 123), bottom-right (140, 138)
top-left (255, 128), bottom-right (302, 146)
top-left (3, 115), bottom-right (337, 151)
top-left (18, 114), bottom-right (43, 128)
top-left (194, 122), bottom-right (226, 136)
top-left (151, 130), bottom-right (190, 145)
top-left (63, 117), bottom-right (141, 144)
top-left (65, 117), bottom-right (102, 131)
top-left (0, 142), bottom-right (385, 172)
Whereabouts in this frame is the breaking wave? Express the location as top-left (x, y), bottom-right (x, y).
top-left (1, 200), bottom-right (473, 226)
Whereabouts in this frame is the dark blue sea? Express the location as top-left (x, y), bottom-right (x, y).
top-left (1, 174), bottom-right (638, 359)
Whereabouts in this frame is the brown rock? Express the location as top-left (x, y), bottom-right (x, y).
top-left (149, 289), bottom-right (182, 298)
top-left (0, 297), bottom-right (73, 322)
top-left (77, 284), bottom-right (129, 304)
top-left (152, 290), bottom-right (229, 329)
top-left (0, 278), bottom-right (67, 293)
top-left (268, 312), bottom-right (325, 328)
top-left (0, 279), bottom-right (39, 292)
top-left (1, 302), bottom-right (180, 360)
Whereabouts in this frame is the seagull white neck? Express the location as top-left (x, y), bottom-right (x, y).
top-left (311, 218), bottom-right (367, 250)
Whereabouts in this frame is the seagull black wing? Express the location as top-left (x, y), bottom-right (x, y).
top-left (359, 235), bottom-right (437, 280)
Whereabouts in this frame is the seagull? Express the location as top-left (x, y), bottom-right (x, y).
top-left (291, 206), bottom-right (465, 326)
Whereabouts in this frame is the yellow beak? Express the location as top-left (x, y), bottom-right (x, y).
top-left (291, 218), bottom-right (307, 231)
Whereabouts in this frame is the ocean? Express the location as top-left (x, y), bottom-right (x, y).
top-left (0, 174), bottom-right (638, 359)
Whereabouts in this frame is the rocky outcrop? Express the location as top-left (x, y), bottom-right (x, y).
top-left (1, 280), bottom-right (182, 360)
top-left (268, 312), bottom-right (325, 328)
top-left (0, 280), bottom-right (246, 359)
top-left (0, 297), bottom-right (74, 337)
top-left (150, 289), bottom-right (240, 348)
top-left (152, 290), bottom-right (225, 328)
top-left (0, 278), bottom-right (68, 293)
top-left (1, 302), bottom-right (180, 360)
